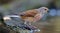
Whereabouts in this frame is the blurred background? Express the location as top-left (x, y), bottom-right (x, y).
top-left (0, 0), bottom-right (60, 33)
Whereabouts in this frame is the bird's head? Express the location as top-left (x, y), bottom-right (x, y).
top-left (37, 7), bottom-right (49, 14)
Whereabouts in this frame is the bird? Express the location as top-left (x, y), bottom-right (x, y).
top-left (20, 7), bottom-right (49, 25)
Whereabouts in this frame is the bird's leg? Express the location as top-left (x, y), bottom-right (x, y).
top-left (24, 21), bottom-right (27, 24)
top-left (24, 21), bottom-right (32, 25)
top-left (29, 22), bottom-right (31, 25)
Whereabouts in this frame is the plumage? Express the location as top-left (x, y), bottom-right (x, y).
top-left (20, 7), bottom-right (49, 25)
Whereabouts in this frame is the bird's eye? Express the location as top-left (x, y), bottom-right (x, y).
top-left (44, 9), bottom-right (47, 10)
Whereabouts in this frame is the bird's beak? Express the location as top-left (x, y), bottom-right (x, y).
top-left (47, 9), bottom-right (50, 13)
top-left (47, 11), bottom-right (50, 13)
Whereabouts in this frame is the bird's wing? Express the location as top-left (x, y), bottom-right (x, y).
top-left (20, 9), bottom-right (38, 17)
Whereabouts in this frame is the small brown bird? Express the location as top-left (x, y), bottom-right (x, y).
top-left (20, 7), bottom-right (49, 25)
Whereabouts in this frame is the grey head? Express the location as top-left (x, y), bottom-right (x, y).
top-left (37, 7), bottom-right (49, 14)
